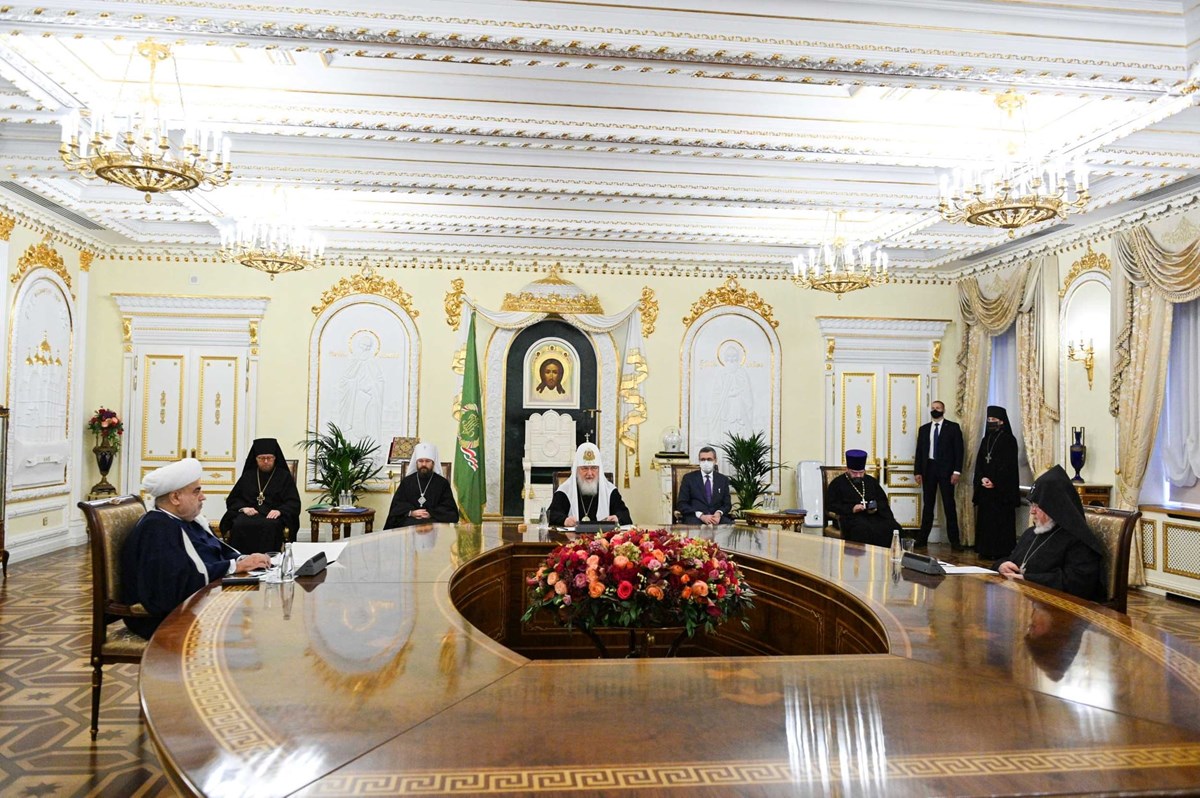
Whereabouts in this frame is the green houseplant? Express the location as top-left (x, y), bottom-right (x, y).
top-left (297, 422), bottom-right (384, 505)
top-left (718, 431), bottom-right (787, 515)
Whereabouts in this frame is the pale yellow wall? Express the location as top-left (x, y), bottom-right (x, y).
top-left (81, 253), bottom-right (962, 525)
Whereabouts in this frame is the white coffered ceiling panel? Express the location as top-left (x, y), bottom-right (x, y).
top-left (0, 0), bottom-right (1196, 277)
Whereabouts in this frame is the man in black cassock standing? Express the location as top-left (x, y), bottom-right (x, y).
top-left (385, 442), bottom-right (460, 527)
top-left (972, 405), bottom-right (1021, 559)
top-left (995, 465), bottom-right (1106, 602)
top-left (826, 449), bottom-right (898, 548)
top-left (220, 438), bottom-right (301, 554)
top-left (914, 399), bottom-right (965, 550)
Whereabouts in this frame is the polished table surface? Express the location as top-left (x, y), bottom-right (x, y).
top-left (142, 524), bottom-right (1200, 797)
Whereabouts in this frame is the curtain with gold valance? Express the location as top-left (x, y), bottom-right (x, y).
top-left (1113, 223), bottom-right (1200, 503)
top-left (955, 259), bottom-right (1035, 546)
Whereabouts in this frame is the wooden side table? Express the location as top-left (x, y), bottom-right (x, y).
top-left (309, 508), bottom-right (376, 542)
top-left (741, 509), bottom-right (808, 532)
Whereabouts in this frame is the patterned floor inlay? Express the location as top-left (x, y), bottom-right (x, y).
top-left (3, 542), bottom-right (1200, 797)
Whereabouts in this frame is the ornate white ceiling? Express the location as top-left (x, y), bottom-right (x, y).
top-left (0, 0), bottom-right (1198, 278)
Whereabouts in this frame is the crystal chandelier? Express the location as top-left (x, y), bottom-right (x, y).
top-left (218, 218), bottom-right (325, 280)
top-left (938, 90), bottom-right (1089, 237)
top-left (59, 39), bottom-right (232, 203)
top-left (791, 212), bottom-right (889, 299)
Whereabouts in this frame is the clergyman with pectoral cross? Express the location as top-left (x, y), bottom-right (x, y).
top-left (385, 442), bottom-right (461, 528)
top-left (220, 438), bottom-right (301, 554)
top-left (546, 442), bottom-right (632, 527)
top-left (972, 405), bottom-right (1021, 560)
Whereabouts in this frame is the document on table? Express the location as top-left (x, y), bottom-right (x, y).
top-left (938, 562), bottom-right (995, 574)
top-left (291, 541), bottom-right (348, 565)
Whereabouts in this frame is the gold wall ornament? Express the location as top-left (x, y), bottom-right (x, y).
top-left (12, 241), bottom-right (73, 296)
top-left (1059, 243), bottom-right (1112, 298)
top-left (499, 265), bottom-right (604, 314)
top-left (638, 286), bottom-right (658, 337)
top-left (311, 274), bottom-right (420, 317)
top-left (682, 277), bottom-right (779, 329)
top-left (0, 214), bottom-right (15, 241)
top-left (79, 250), bottom-right (94, 272)
top-left (825, 337), bottom-right (835, 371)
top-left (445, 277), bottom-right (466, 330)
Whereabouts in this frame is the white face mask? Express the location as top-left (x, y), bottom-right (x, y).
top-left (698, 460), bottom-right (715, 474)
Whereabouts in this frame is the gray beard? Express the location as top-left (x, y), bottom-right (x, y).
top-left (1033, 521), bottom-right (1055, 535)
top-left (578, 479), bottom-right (599, 497)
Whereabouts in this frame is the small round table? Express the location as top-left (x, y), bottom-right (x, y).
top-left (741, 509), bottom-right (808, 532)
top-left (308, 508), bottom-right (376, 541)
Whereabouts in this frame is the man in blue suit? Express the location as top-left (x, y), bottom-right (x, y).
top-left (676, 446), bottom-right (733, 525)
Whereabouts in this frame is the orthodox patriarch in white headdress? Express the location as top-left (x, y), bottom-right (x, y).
top-left (385, 442), bottom-right (461, 528)
top-left (546, 442), bottom-right (632, 527)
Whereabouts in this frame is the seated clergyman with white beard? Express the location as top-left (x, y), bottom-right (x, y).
top-left (993, 464), bottom-right (1106, 602)
top-left (546, 442), bottom-right (633, 527)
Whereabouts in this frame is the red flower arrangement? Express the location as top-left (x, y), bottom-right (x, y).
top-left (87, 407), bottom-right (124, 451)
top-left (521, 528), bottom-right (755, 637)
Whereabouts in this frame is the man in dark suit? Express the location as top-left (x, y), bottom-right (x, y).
top-left (676, 446), bottom-right (733, 525)
top-left (914, 399), bottom-right (965, 550)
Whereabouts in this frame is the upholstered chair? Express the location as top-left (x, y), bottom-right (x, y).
top-left (1082, 505), bottom-right (1140, 614)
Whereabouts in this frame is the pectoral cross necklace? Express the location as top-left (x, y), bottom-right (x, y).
top-left (415, 472), bottom-right (431, 507)
top-left (579, 492), bottom-right (596, 522)
top-left (256, 469), bottom-right (275, 506)
top-left (985, 434), bottom-right (1000, 465)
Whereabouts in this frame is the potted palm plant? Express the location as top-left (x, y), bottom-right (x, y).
top-left (718, 431), bottom-right (787, 516)
top-left (297, 422), bottom-right (384, 505)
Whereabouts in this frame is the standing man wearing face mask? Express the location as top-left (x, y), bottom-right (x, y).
top-left (675, 446), bottom-right (733, 525)
top-left (914, 399), bottom-right (965, 551)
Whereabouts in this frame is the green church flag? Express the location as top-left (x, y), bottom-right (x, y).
top-left (454, 311), bottom-right (485, 524)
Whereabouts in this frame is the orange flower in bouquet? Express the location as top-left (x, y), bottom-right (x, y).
top-left (521, 528), bottom-right (755, 637)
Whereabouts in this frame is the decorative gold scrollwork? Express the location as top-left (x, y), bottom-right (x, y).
top-left (682, 277), bottom-right (778, 329)
top-left (12, 241), bottom-right (73, 296)
top-left (215, 392), bottom-right (222, 426)
top-left (638, 286), bottom-right (658, 337)
top-left (445, 277), bottom-right (466, 330)
top-left (1059, 243), bottom-right (1112, 298)
top-left (312, 274), bottom-right (420, 318)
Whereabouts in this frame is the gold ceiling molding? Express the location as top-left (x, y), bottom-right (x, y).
top-left (310, 274), bottom-right (420, 317)
top-left (1059, 244), bottom-right (1112, 298)
top-left (639, 287), bottom-right (658, 338)
top-left (444, 277), bottom-right (466, 330)
top-left (0, 214), bottom-right (15, 241)
top-left (79, 250), bottom-right (95, 272)
top-left (12, 240), bottom-right (72, 296)
top-left (683, 277), bottom-right (779, 329)
top-left (499, 265), bottom-right (604, 314)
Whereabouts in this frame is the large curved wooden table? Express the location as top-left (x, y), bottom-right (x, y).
top-left (142, 524), bottom-right (1200, 797)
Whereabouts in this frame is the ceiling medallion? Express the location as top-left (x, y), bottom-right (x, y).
top-left (59, 39), bottom-right (232, 203)
top-left (938, 90), bottom-right (1090, 237)
top-left (500, 265), bottom-right (604, 314)
top-left (791, 212), bottom-right (889, 299)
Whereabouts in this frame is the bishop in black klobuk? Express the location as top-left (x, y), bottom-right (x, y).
top-left (384, 442), bottom-right (460, 527)
top-left (219, 438), bottom-right (301, 554)
top-left (972, 405), bottom-right (1021, 559)
top-left (546, 442), bottom-right (632, 527)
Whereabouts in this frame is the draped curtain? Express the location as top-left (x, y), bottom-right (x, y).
top-left (1110, 221), bottom-right (1200, 587)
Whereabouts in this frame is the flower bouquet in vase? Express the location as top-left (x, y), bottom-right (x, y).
top-left (86, 407), bottom-right (124, 498)
top-left (521, 528), bottom-right (755, 657)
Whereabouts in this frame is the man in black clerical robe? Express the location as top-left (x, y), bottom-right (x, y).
top-left (995, 465), bottom-right (1106, 602)
top-left (972, 405), bottom-right (1021, 559)
top-left (219, 438), bottom-right (301, 554)
top-left (385, 442), bottom-right (460, 528)
top-left (547, 442), bottom-right (633, 526)
top-left (122, 458), bottom-right (271, 639)
top-left (826, 449), bottom-right (898, 548)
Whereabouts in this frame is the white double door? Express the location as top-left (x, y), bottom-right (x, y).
top-left (126, 345), bottom-right (251, 519)
top-left (818, 318), bottom-right (950, 532)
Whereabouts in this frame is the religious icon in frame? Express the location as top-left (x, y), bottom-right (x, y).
top-left (388, 435), bottom-right (418, 465)
top-left (523, 338), bottom-right (580, 409)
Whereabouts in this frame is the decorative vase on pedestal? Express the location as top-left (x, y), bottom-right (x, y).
top-left (89, 443), bottom-right (118, 499)
top-left (1069, 427), bottom-right (1087, 483)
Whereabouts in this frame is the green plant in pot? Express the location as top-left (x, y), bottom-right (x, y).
top-left (297, 422), bottom-right (384, 505)
top-left (718, 431), bottom-right (787, 516)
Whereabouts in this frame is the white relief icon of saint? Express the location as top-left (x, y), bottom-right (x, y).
top-left (338, 331), bottom-right (385, 443)
top-left (707, 341), bottom-right (754, 439)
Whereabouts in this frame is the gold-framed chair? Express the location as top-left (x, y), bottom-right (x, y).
top-left (1082, 505), bottom-right (1140, 614)
top-left (670, 463), bottom-right (701, 523)
top-left (77, 494), bottom-right (150, 740)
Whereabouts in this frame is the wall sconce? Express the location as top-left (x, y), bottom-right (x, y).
top-left (1067, 338), bottom-right (1095, 389)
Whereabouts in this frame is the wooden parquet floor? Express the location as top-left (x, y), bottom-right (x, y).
top-left (3, 542), bottom-right (1200, 797)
